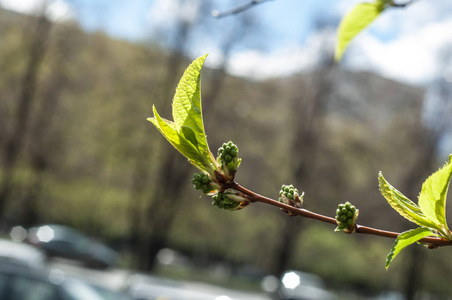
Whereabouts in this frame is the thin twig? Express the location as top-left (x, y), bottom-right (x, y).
top-left (211, 0), bottom-right (273, 18)
top-left (228, 181), bottom-right (452, 248)
top-left (388, 0), bottom-right (419, 8)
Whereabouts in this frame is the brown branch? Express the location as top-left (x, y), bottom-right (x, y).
top-left (212, 0), bottom-right (273, 18)
top-left (227, 181), bottom-right (452, 248)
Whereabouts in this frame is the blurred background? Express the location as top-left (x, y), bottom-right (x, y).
top-left (0, 0), bottom-right (452, 299)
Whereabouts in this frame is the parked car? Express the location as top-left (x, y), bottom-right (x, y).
top-left (0, 238), bottom-right (46, 268)
top-left (26, 224), bottom-right (118, 269)
top-left (278, 270), bottom-right (338, 300)
top-left (124, 273), bottom-right (271, 300)
top-left (0, 260), bottom-right (132, 300)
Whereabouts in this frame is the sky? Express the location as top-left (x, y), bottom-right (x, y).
top-left (1, 0), bottom-right (452, 86)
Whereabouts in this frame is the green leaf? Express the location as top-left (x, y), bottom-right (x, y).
top-left (148, 106), bottom-right (205, 171)
top-left (181, 126), bottom-right (198, 149)
top-left (418, 155), bottom-right (452, 234)
top-left (385, 227), bottom-right (434, 269)
top-left (148, 54), bottom-right (218, 174)
top-left (335, 0), bottom-right (386, 61)
top-left (171, 54), bottom-right (210, 155)
top-left (378, 172), bottom-right (439, 230)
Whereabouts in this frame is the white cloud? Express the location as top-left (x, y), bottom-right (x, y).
top-left (46, 0), bottom-right (74, 21)
top-left (226, 46), bottom-right (315, 81)
top-left (0, 0), bottom-right (75, 21)
top-left (345, 17), bottom-right (452, 85)
top-left (226, 28), bottom-right (335, 81)
top-left (146, 0), bottom-right (200, 28)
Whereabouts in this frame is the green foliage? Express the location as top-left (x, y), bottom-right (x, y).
top-left (379, 155), bottom-right (452, 268)
top-left (335, 0), bottom-right (387, 61)
top-left (149, 55), bottom-right (250, 212)
top-left (335, 202), bottom-right (359, 232)
top-left (385, 227), bottom-right (435, 270)
top-left (149, 54), bottom-right (452, 271)
top-left (148, 54), bottom-right (218, 176)
top-left (418, 154), bottom-right (452, 234)
top-left (378, 172), bottom-right (439, 230)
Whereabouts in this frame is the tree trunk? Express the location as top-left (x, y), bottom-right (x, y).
top-left (0, 14), bottom-right (51, 218)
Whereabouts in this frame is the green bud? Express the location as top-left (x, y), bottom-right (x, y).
top-left (192, 172), bottom-right (217, 194)
top-left (335, 202), bottom-right (359, 233)
top-left (212, 192), bottom-right (244, 211)
top-left (217, 141), bottom-right (241, 175)
top-left (278, 184), bottom-right (304, 212)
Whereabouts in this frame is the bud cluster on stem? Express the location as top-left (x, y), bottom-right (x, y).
top-left (189, 142), bottom-right (452, 248)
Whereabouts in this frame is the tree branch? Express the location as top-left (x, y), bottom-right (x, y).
top-left (227, 181), bottom-right (452, 248)
top-left (211, 0), bottom-right (416, 19)
top-left (388, 0), bottom-right (419, 8)
top-left (211, 0), bottom-right (273, 18)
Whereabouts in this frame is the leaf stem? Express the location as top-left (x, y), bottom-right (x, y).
top-left (228, 181), bottom-right (452, 247)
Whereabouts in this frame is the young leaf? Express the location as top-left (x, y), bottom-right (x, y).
top-left (171, 54), bottom-right (210, 155)
top-left (378, 172), bottom-right (439, 230)
top-left (181, 126), bottom-right (198, 149)
top-left (385, 227), bottom-right (434, 269)
top-left (149, 106), bottom-right (206, 171)
top-left (418, 155), bottom-right (452, 235)
top-left (148, 54), bottom-right (217, 174)
top-left (335, 0), bottom-right (386, 61)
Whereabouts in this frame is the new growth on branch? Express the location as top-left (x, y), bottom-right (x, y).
top-left (148, 55), bottom-right (452, 270)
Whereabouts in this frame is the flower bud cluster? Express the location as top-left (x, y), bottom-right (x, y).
top-left (278, 184), bottom-right (303, 208)
top-left (191, 172), bottom-right (218, 194)
top-left (191, 142), bottom-right (248, 211)
top-left (217, 141), bottom-right (241, 174)
top-left (212, 192), bottom-right (242, 211)
top-left (335, 201), bottom-right (359, 232)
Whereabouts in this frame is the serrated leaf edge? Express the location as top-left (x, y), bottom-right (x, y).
top-left (417, 156), bottom-right (452, 237)
top-left (385, 227), bottom-right (436, 270)
top-left (378, 172), bottom-right (439, 230)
